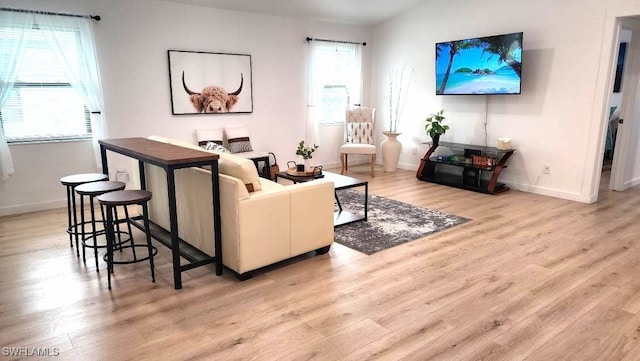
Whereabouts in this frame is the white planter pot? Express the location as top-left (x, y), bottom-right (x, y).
top-left (382, 131), bottom-right (402, 172)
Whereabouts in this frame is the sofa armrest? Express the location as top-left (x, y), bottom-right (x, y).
top-left (235, 190), bottom-right (291, 273)
top-left (175, 167), bottom-right (293, 274)
top-left (288, 180), bottom-right (335, 255)
top-left (176, 168), bottom-right (250, 267)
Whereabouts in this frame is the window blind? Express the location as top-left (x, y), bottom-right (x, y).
top-left (0, 24), bottom-right (91, 142)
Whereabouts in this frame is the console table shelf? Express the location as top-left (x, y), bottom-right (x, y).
top-left (428, 159), bottom-right (497, 172)
top-left (416, 141), bottom-right (515, 195)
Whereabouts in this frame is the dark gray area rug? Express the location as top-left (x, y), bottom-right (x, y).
top-left (334, 190), bottom-right (470, 255)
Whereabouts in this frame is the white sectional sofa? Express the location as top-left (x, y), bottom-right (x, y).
top-left (142, 136), bottom-right (335, 280)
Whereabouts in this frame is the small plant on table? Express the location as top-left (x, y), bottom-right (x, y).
top-left (296, 141), bottom-right (319, 159)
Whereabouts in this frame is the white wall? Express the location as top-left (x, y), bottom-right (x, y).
top-left (0, 0), bottom-right (370, 215)
top-left (371, 0), bottom-right (640, 202)
top-left (0, 141), bottom-right (96, 215)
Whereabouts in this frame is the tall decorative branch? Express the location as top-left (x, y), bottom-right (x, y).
top-left (388, 66), bottom-right (415, 133)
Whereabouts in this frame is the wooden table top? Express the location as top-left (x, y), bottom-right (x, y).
top-left (97, 190), bottom-right (153, 206)
top-left (75, 181), bottom-right (126, 195)
top-left (99, 138), bottom-right (219, 166)
top-left (60, 173), bottom-right (108, 186)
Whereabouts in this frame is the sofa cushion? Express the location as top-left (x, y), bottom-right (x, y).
top-left (203, 141), bottom-right (231, 153)
top-left (255, 177), bottom-right (284, 193)
top-left (163, 137), bottom-right (208, 152)
top-left (232, 150), bottom-right (269, 159)
top-left (340, 143), bottom-right (376, 155)
top-left (215, 152), bottom-right (262, 192)
top-left (148, 136), bottom-right (261, 192)
top-left (196, 128), bottom-right (224, 147)
top-left (147, 135), bottom-right (172, 144)
top-left (225, 125), bottom-right (254, 153)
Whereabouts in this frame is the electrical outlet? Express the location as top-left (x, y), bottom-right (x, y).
top-left (115, 168), bottom-right (129, 182)
top-left (413, 146), bottom-right (418, 155)
top-left (543, 164), bottom-right (551, 174)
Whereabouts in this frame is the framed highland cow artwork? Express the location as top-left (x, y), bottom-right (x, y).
top-left (168, 50), bottom-right (253, 115)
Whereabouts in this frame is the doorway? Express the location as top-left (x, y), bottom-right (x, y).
top-left (602, 29), bottom-right (631, 187)
top-left (604, 17), bottom-right (640, 194)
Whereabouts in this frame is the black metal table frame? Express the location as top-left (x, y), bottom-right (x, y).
top-left (99, 140), bottom-right (222, 289)
top-left (333, 181), bottom-right (368, 225)
top-left (247, 155), bottom-right (270, 179)
top-left (275, 172), bottom-right (368, 226)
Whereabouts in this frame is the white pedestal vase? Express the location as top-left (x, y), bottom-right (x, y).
top-left (382, 131), bottom-right (402, 172)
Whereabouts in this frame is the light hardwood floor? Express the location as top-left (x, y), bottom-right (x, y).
top-left (1, 165), bottom-right (640, 360)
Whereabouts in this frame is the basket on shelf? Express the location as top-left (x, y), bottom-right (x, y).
top-left (267, 152), bottom-right (279, 181)
top-left (472, 155), bottom-right (496, 168)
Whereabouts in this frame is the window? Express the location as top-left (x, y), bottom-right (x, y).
top-left (320, 84), bottom-right (350, 125)
top-left (0, 24), bottom-right (91, 143)
top-left (308, 42), bottom-right (362, 126)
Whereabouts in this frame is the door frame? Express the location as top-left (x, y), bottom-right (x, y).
top-left (610, 18), bottom-right (640, 191)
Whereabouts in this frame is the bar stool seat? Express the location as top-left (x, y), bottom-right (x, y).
top-left (60, 173), bottom-right (108, 256)
top-left (98, 190), bottom-right (156, 290)
top-left (75, 181), bottom-right (127, 271)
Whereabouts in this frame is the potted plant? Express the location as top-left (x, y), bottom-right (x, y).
top-left (295, 140), bottom-right (318, 171)
top-left (425, 109), bottom-right (450, 147)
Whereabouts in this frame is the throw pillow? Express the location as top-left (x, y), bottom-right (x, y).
top-left (346, 122), bottom-right (374, 145)
top-left (195, 128), bottom-right (224, 148)
top-left (225, 125), bottom-right (254, 153)
top-left (203, 141), bottom-right (231, 153)
top-left (216, 152), bottom-right (261, 192)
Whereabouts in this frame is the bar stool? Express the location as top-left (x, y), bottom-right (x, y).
top-left (75, 181), bottom-right (127, 271)
top-left (60, 173), bottom-right (108, 256)
top-left (98, 190), bottom-right (156, 290)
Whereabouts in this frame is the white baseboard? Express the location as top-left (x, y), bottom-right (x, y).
top-left (624, 177), bottom-right (640, 189)
top-left (397, 162), bottom-right (419, 171)
top-left (394, 160), bottom-right (590, 203)
top-left (326, 159), bottom-right (419, 172)
top-left (322, 161), bottom-right (342, 170)
top-left (503, 181), bottom-right (588, 203)
top-left (0, 199), bottom-right (66, 217)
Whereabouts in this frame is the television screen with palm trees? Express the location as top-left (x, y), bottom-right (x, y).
top-left (436, 32), bottom-right (523, 95)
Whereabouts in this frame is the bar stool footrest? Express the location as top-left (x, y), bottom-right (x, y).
top-left (103, 245), bottom-right (158, 265)
top-left (66, 220), bottom-right (99, 236)
top-left (82, 230), bottom-right (131, 249)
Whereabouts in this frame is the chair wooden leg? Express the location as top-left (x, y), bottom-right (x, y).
top-left (340, 153), bottom-right (346, 174)
top-left (371, 154), bottom-right (376, 177)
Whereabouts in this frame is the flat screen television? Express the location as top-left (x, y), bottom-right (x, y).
top-left (436, 32), bottom-right (523, 95)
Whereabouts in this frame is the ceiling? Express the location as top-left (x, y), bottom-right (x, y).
top-left (160, 0), bottom-right (431, 26)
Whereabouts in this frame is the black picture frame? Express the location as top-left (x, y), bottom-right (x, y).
top-left (168, 50), bottom-right (253, 115)
top-left (613, 43), bottom-right (627, 93)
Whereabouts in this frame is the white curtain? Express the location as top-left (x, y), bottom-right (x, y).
top-left (306, 41), bottom-right (363, 147)
top-left (34, 13), bottom-right (106, 167)
top-left (343, 42), bottom-right (362, 107)
top-left (0, 11), bottom-right (32, 181)
top-left (306, 41), bottom-right (322, 147)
